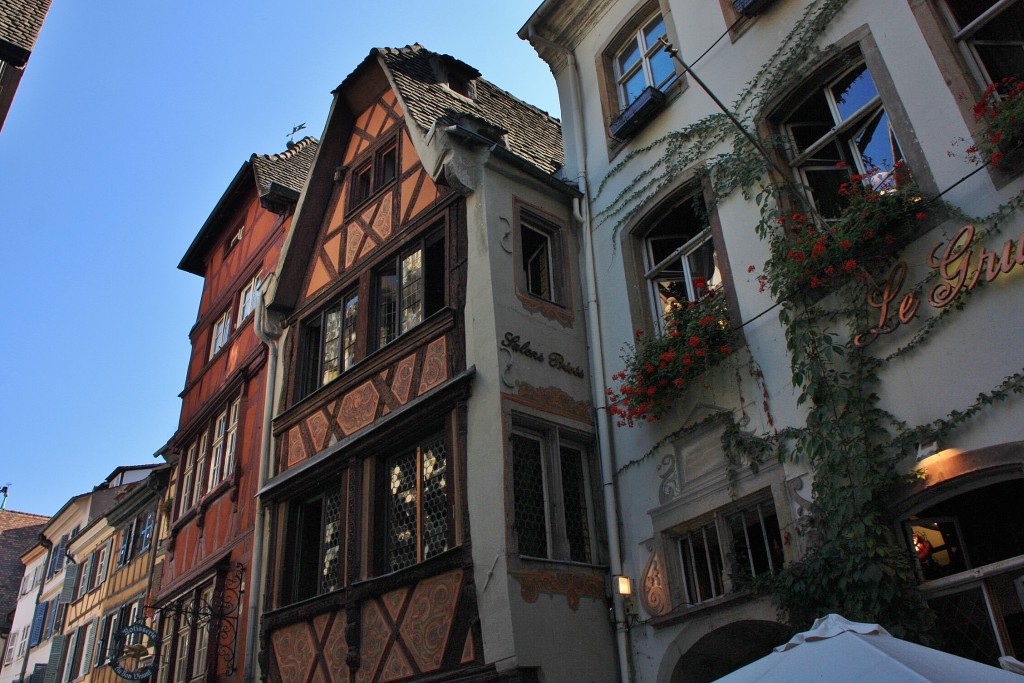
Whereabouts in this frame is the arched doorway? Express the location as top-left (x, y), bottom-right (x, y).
top-left (669, 620), bottom-right (794, 682)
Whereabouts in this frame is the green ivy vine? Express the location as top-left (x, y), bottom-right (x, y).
top-left (598, 0), bottom-right (1024, 641)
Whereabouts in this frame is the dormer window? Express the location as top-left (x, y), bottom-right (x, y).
top-left (448, 71), bottom-right (473, 98)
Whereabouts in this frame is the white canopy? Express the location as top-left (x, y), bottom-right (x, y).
top-left (713, 614), bottom-right (1023, 682)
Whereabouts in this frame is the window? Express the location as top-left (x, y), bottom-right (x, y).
top-left (281, 479), bottom-right (346, 604)
top-left (673, 498), bottom-right (782, 606)
top-left (642, 191), bottom-right (720, 331)
top-left (209, 309), bottom-right (231, 359)
top-left (75, 621), bottom-right (96, 679)
top-left (613, 11), bottom-right (677, 110)
top-left (375, 228), bottom-right (445, 348)
top-left (178, 442), bottom-right (196, 517)
top-left (237, 273), bottom-right (262, 325)
top-left (940, 0), bottom-right (1024, 85)
top-left (349, 139), bottom-right (399, 210)
top-left (385, 432), bottom-right (450, 572)
top-left (116, 521), bottom-right (135, 569)
top-left (781, 56), bottom-right (904, 217)
top-left (177, 400), bottom-right (240, 516)
top-left (157, 585), bottom-right (214, 683)
top-left (511, 424), bottom-right (597, 563)
top-left (3, 629), bottom-right (16, 665)
top-left (207, 399), bottom-right (240, 490)
top-left (300, 289), bottom-right (359, 396)
top-left (516, 211), bottom-right (566, 305)
top-left (134, 510), bottom-right (155, 555)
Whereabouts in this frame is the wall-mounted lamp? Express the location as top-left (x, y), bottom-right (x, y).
top-left (615, 575), bottom-right (632, 596)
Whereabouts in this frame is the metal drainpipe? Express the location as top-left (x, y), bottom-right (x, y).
top-left (528, 25), bottom-right (632, 683)
top-left (243, 284), bottom-right (282, 683)
top-left (18, 535), bottom-right (53, 683)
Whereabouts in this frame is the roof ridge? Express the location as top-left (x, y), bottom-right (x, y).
top-left (254, 136), bottom-right (319, 163)
top-left (0, 509), bottom-right (50, 519)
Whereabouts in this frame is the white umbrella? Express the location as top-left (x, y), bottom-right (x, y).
top-left (713, 614), bottom-right (1023, 681)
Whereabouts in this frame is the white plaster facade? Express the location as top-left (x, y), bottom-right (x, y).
top-left (522, 0), bottom-right (1024, 680)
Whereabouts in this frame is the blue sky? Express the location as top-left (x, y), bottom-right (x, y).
top-left (0, 1), bottom-right (560, 517)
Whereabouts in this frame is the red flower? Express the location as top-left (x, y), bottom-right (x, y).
top-left (915, 212), bottom-right (928, 221)
top-left (835, 161), bottom-right (847, 169)
top-left (643, 363), bottom-right (656, 374)
top-left (719, 345), bottom-right (731, 355)
top-left (811, 243), bottom-right (827, 258)
top-left (863, 229), bottom-right (874, 239)
top-left (693, 277), bottom-right (708, 290)
top-left (840, 240), bottom-right (852, 249)
top-left (810, 276), bottom-right (823, 289)
top-left (843, 259), bottom-right (857, 272)
top-left (682, 354), bottom-right (693, 366)
top-left (658, 350), bottom-right (676, 363)
top-left (689, 336), bottom-right (702, 348)
top-left (824, 265), bottom-right (836, 276)
top-left (672, 378), bottom-right (685, 388)
top-left (696, 349), bottom-right (706, 358)
top-left (747, 264), bottom-right (756, 273)
top-left (992, 151), bottom-right (1005, 166)
top-left (699, 315), bottom-right (715, 326)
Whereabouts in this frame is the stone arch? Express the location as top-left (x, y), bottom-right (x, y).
top-left (656, 619), bottom-right (794, 683)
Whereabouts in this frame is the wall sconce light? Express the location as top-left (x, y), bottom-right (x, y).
top-left (615, 575), bottom-right (632, 596)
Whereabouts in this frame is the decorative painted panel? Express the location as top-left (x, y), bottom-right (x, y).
top-left (269, 570), bottom-right (469, 683)
top-left (304, 89), bottom-right (445, 302)
top-left (510, 569), bottom-right (605, 611)
top-left (283, 335), bottom-right (451, 470)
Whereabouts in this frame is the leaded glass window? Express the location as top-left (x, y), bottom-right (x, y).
top-left (386, 434), bottom-right (449, 572)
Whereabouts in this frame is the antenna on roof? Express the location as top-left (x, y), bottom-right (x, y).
top-left (287, 123), bottom-right (307, 145)
top-left (0, 484), bottom-right (9, 511)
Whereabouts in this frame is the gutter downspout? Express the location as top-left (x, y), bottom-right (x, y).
top-left (527, 25), bottom-right (631, 683)
top-left (243, 283), bottom-right (282, 683)
top-left (18, 535), bottom-right (53, 683)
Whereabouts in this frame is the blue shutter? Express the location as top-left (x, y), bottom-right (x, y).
top-left (58, 564), bottom-right (79, 603)
top-left (41, 634), bottom-right (64, 683)
top-left (28, 601), bottom-right (48, 647)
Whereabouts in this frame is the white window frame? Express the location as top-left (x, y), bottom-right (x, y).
top-left (179, 442), bottom-right (196, 517)
top-left (223, 398), bottom-right (240, 480)
top-left (209, 309), bottom-right (231, 360)
top-left (939, 0), bottom-right (1024, 86)
top-left (192, 431), bottom-right (209, 506)
top-left (612, 11), bottom-right (677, 110)
top-left (207, 408), bottom-right (229, 491)
top-left (237, 273), bottom-right (262, 325)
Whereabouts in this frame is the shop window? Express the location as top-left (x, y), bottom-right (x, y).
top-left (672, 497), bottom-right (782, 607)
top-left (300, 289), bottom-right (359, 397)
top-left (375, 228), bottom-right (445, 349)
top-left (281, 479), bottom-right (347, 604)
top-left (780, 55), bottom-right (905, 217)
top-left (385, 432), bottom-right (450, 572)
top-left (209, 309), bottom-right (232, 360)
top-left (511, 422), bottom-right (597, 563)
top-left (940, 0), bottom-right (1024, 85)
top-left (642, 190), bottom-right (720, 332)
top-left (905, 477), bottom-right (1024, 664)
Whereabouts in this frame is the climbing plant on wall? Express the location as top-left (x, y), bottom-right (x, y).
top-left (602, 0), bottom-right (1024, 641)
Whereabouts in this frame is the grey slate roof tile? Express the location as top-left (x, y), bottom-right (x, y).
top-left (0, 0), bottom-right (51, 66)
top-left (378, 45), bottom-right (564, 176)
top-left (251, 136), bottom-right (319, 198)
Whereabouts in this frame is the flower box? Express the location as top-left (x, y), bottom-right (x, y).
top-left (609, 86), bottom-right (666, 141)
top-left (731, 0), bottom-right (777, 16)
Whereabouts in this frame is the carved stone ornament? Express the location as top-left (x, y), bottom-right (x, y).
top-left (640, 548), bottom-right (671, 617)
top-left (510, 570), bottom-right (605, 611)
top-left (657, 451), bottom-right (680, 504)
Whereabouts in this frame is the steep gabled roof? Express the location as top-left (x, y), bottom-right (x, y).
top-left (0, 510), bottom-right (49, 629)
top-left (0, 0), bottom-right (51, 67)
top-left (377, 44), bottom-right (564, 175)
top-left (178, 138), bottom-right (319, 276)
top-left (252, 136), bottom-right (319, 199)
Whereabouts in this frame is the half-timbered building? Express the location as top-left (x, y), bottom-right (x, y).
top-left (155, 138), bottom-right (316, 683)
top-left (258, 45), bottom-right (618, 682)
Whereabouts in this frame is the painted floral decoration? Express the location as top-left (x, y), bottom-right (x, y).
top-left (608, 286), bottom-right (734, 426)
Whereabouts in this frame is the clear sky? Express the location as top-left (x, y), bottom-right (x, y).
top-left (0, 0), bottom-right (560, 517)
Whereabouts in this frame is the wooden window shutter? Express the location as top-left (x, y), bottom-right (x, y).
top-left (40, 633), bottom-right (64, 683)
top-left (58, 564), bottom-right (79, 603)
top-left (28, 601), bottom-right (48, 647)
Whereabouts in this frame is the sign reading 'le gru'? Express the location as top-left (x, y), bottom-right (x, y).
top-left (855, 224), bottom-right (1024, 347)
top-left (501, 332), bottom-right (585, 378)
